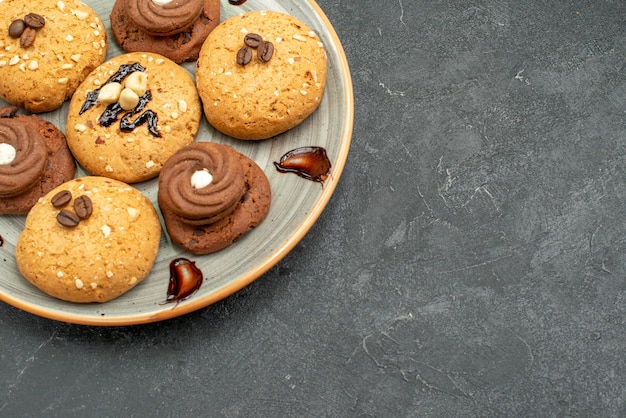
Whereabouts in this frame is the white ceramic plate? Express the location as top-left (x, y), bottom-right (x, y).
top-left (0, 0), bottom-right (353, 325)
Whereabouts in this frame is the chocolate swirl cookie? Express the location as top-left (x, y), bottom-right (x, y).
top-left (158, 142), bottom-right (271, 255)
top-left (0, 107), bottom-right (76, 214)
top-left (110, 0), bottom-right (219, 64)
top-left (0, 117), bottom-right (47, 197)
top-left (158, 142), bottom-right (246, 226)
top-left (126, 0), bottom-right (204, 37)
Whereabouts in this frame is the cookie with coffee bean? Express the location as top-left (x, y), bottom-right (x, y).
top-left (66, 52), bottom-right (202, 183)
top-left (196, 10), bottom-right (327, 140)
top-left (110, 0), bottom-right (219, 64)
top-left (158, 142), bottom-right (271, 255)
top-left (0, 0), bottom-right (108, 113)
top-left (16, 176), bottom-right (162, 303)
top-left (0, 106), bottom-right (76, 215)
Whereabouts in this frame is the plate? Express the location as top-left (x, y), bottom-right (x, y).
top-left (0, 0), bottom-right (353, 325)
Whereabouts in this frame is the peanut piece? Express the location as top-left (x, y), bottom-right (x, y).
top-left (97, 82), bottom-right (122, 104)
top-left (118, 88), bottom-right (139, 110)
top-left (124, 71), bottom-right (148, 96)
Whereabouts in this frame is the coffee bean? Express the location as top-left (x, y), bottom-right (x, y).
top-left (73, 195), bottom-right (93, 219)
top-left (24, 13), bottom-right (45, 29)
top-left (51, 190), bottom-right (72, 208)
top-left (19, 27), bottom-right (36, 48)
top-left (236, 46), bottom-right (252, 66)
top-left (244, 33), bottom-right (262, 49)
top-left (257, 40), bottom-right (274, 62)
top-left (57, 209), bottom-right (80, 227)
top-left (8, 19), bottom-right (25, 38)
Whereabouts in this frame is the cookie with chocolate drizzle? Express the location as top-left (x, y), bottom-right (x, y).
top-left (66, 52), bottom-right (202, 184)
top-left (110, 0), bottom-right (219, 64)
top-left (0, 107), bottom-right (76, 215)
top-left (158, 142), bottom-right (271, 255)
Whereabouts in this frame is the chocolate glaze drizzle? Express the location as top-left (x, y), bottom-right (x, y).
top-left (166, 258), bottom-right (203, 304)
top-left (228, 0), bottom-right (247, 5)
top-left (80, 63), bottom-right (145, 114)
top-left (79, 63), bottom-right (160, 137)
top-left (274, 146), bottom-right (331, 185)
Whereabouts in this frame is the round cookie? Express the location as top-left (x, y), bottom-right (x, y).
top-left (0, 107), bottom-right (76, 215)
top-left (158, 142), bottom-right (271, 255)
top-left (0, 0), bottom-right (107, 113)
top-left (16, 176), bottom-right (161, 303)
top-left (66, 52), bottom-right (202, 183)
top-left (196, 10), bottom-right (328, 140)
top-left (110, 0), bottom-right (219, 64)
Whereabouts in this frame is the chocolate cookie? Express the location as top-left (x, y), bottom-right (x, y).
top-left (0, 0), bottom-right (107, 113)
top-left (0, 107), bottom-right (76, 215)
top-left (110, 0), bottom-right (219, 64)
top-left (66, 52), bottom-right (202, 183)
top-left (158, 142), bottom-right (271, 255)
top-left (195, 11), bottom-right (328, 140)
top-left (16, 176), bottom-right (161, 303)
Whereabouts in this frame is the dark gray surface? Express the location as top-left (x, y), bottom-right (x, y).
top-left (1, 0), bottom-right (625, 416)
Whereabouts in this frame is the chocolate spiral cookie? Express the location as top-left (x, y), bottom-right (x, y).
top-left (158, 142), bottom-right (246, 226)
top-left (0, 107), bottom-right (76, 215)
top-left (0, 117), bottom-right (47, 197)
top-left (158, 142), bottom-right (271, 255)
top-left (110, 0), bottom-right (219, 63)
top-left (126, 0), bottom-right (203, 36)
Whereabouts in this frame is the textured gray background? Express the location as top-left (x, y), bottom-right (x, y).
top-left (1, 0), bottom-right (625, 416)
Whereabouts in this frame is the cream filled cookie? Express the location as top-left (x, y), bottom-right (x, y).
top-left (16, 176), bottom-right (161, 303)
top-left (158, 142), bottom-right (271, 255)
top-left (196, 11), bottom-right (327, 140)
top-left (0, 0), bottom-right (107, 113)
top-left (110, 0), bottom-right (219, 64)
top-left (0, 107), bottom-right (76, 214)
top-left (66, 52), bottom-right (202, 183)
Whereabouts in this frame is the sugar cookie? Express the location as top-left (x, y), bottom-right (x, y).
top-left (196, 11), bottom-right (327, 140)
top-left (0, 0), bottom-right (107, 112)
top-left (16, 176), bottom-right (161, 303)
